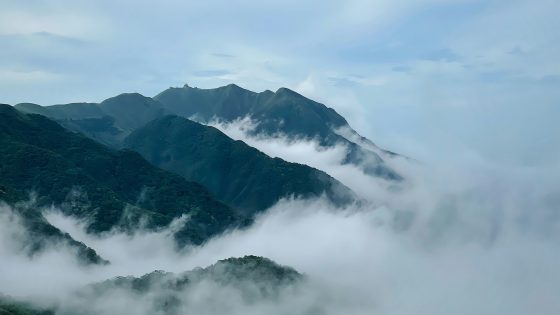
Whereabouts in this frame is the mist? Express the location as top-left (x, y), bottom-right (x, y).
top-left (1, 124), bottom-right (559, 314)
top-left (207, 117), bottom-right (405, 202)
top-left (2, 0), bottom-right (558, 313)
top-left (0, 119), bottom-right (560, 315)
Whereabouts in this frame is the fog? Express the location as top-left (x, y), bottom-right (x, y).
top-left (1, 126), bottom-right (560, 314)
top-left (207, 117), bottom-right (405, 202)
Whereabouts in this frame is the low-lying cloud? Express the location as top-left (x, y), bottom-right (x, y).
top-left (1, 123), bottom-right (559, 314)
top-left (207, 117), bottom-right (405, 202)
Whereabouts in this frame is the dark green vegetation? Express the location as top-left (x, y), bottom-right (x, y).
top-left (1, 201), bottom-right (107, 265)
top-left (6, 83), bottom-right (402, 262)
top-left (13, 256), bottom-right (300, 315)
top-left (16, 90), bottom-right (358, 215)
top-left (2, 84), bottom-right (402, 314)
top-left (155, 84), bottom-right (402, 179)
top-left (87, 255), bottom-right (302, 311)
top-left (0, 104), bottom-right (241, 249)
top-left (0, 256), bottom-right (301, 315)
top-left (155, 84), bottom-right (347, 138)
top-left (204, 255), bottom-right (302, 285)
top-left (16, 84), bottom-right (401, 179)
top-left (0, 296), bottom-right (53, 315)
top-left (16, 93), bottom-right (168, 147)
top-left (95, 255), bottom-right (301, 292)
top-left (124, 115), bottom-right (353, 215)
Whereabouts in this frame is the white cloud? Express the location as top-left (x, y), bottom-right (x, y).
top-left (0, 69), bottom-right (63, 83)
top-left (0, 4), bottom-right (109, 39)
top-left (1, 148), bottom-right (559, 314)
top-left (208, 117), bottom-right (398, 201)
top-left (449, 0), bottom-right (560, 79)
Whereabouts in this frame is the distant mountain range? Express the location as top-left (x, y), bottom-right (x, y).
top-left (4, 83), bottom-right (403, 264)
top-left (0, 104), bottom-right (241, 259)
top-left (16, 84), bottom-right (401, 180)
top-left (124, 115), bottom-right (353, 215)
top-left (1, 83), bottom-right (404, 313)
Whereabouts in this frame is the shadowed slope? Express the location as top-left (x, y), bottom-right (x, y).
top-left (155, 84), bottom-right (402, 179)
top-left (124, 115), bottom-right (354, 215)
top-left (0, 104), bottom-right (241, 247)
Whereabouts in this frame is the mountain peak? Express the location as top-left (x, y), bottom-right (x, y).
top-left (210, 255), bottom-right (302, 281)
top-left (0, 103), bottom-right (23, 117)
top-left (222, 83), bottom-right (247, 92)
top-left (275, 87), bottom-right (300, 96)
top-left (101, 92), bottom-right (151, 104)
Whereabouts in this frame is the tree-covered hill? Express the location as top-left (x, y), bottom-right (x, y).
top-left (16, 84), bottom-right (402, 180)
top-left (124, 115), bottom-right (354, 215)
top-left (87, 255), bottom-right (302, 311)
top-left (15, 92), bottom-right (358, 215)
top-left (0, 104), bottom-right (242, 248)
top-left (0, 296), bottom-right (54, 315)
top-left (155, 84), bottom-right (402, 179)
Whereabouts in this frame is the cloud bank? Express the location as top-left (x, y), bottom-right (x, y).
top-left (1, 128), bottom-right (559, 314)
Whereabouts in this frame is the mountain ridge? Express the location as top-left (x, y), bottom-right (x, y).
top-left (0, 104), bottom-right (243, 249)
top-left (124, 114), bottom-right (355, 215)
top-left (15, 84), bottom-right (402, 180)
top-left (155, 84), bottom-right (401, 179)
top-left (14, 89), bottom-right (362, 215)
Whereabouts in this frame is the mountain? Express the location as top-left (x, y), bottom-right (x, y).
top-left (16, 93), bottom-right (357, 215)
top-left (2, 201), bottom-right (108, 265)
top-left (80, 256), bottom-right (302, 314)
top-left (12, 84), bottom-right (402, 221)
top-left (0, 296), bottom-right (53, 315)
top-left (16, 85), bottom-right (402, 180)
top-left (0, 104), bottom-right (242, 248)
top-left (124, 115), bottom-right (354, 215)
top-left (154, 84), bottom-right (346, 138)
top-left (16, 93), bottom-right (169, 147)
top-left (154, 84), bottom-right (402, 179)
top-left (93, 255), bottom-right (301, 293)
top-left (4, 256), bottom-right (302, 315)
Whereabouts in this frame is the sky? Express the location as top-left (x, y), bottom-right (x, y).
top-left (0, 0), bottom-right (558, 166)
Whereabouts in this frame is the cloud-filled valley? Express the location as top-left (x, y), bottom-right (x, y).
top-left (2, 1), bottom-right (559, 313)
top-left (1, 121), bottom-right (558, 314)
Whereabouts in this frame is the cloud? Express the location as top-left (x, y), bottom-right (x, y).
top-left (1, 1), bottom-right (559, 313)
top-left (0, 69), bottom-right (63, 83)
top-left (2, 101), bottom-right (560, 313)
top-left (328, 76), bottom-right (359, 88)
top-left (193, 69), bottom-right (232, 78)
top-left (207, 117), bottom-right (403, 202)
top-left (1, 143), bottom-right (559, 314)
top-left (0, 3), bottom-right (109, 39)
top-left (391, 65), bottom-right (411, 72)
top-left (211, 53), bottom-right (235, 58)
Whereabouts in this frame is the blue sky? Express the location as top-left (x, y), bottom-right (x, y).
top-left (1, 0), bottom-right (558, 166)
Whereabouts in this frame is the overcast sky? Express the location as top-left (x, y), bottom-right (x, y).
top-left (1, 0), bottom-right (558, 166)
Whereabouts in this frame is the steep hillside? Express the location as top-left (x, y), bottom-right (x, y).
top-left (124, 115), bottom-right (354, 215)
top-left (0, 104), bottom-right (241, 247)
top-left (15, 93), bottom-right (169, 147)
top-left (16, 84), bottom-right (402, 179)
top-left (155, 84), bottom-right (401, 179)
